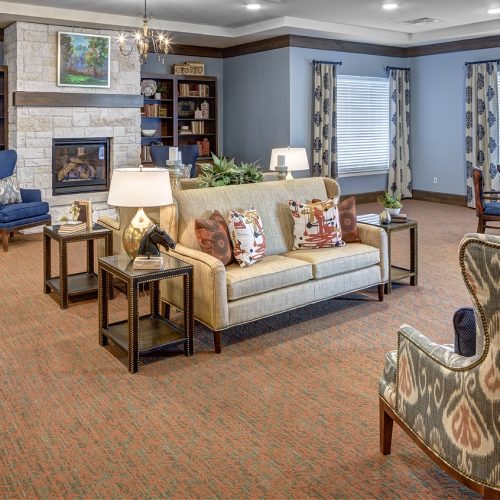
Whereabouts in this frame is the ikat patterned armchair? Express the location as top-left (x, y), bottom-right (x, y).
top-left (379, 233), bottom-right (500, 498)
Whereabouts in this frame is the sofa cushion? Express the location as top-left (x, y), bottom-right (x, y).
top-left (484, 202), bottom-right (500, 216)
top-left (283, 243), bottom-right (380, 279)
top-left (226, 254), bottom-right (313, 301)
top-left (195, 210), bottom-right (233, 265)
top-left (0, 201), bottom-right (49, 223)
top-left (228, 208), bottom-right (267, 267)
top-left (339, 196), bottom-right (361, 243)
top-left (289, 197), bottom-right (344, 249)
top-left (0, 174), bottom-right (22, 205)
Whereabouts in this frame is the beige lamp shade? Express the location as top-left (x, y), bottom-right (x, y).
top-left (269, 147), bottom-right (309, 172)
top-left (107, 167), bottom-right (173, 207)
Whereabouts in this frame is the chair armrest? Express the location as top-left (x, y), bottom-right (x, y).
top-left (20, 188), bottom-right (41, 203)
top-left (357, 223), bottom-right (389, 282)
top-left (398, 324), bottom-right (478, 370)
top-left (160, 244), bottom-right (229, 330)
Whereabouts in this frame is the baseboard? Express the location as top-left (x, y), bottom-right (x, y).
top-left (341, 191), bottom-right (384, 204)
top-left (412, 189), bottom-right (466, 206)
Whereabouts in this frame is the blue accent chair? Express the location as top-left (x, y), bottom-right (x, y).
top-left (473, 168), bottom-right (500, 233)
top-left (149, 145), bottom-right (199, 178)
top-left (0, 150), bottom-right (51, 251)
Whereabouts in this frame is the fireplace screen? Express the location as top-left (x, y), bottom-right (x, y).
top-left (52, 138), bottom-right (110, 195)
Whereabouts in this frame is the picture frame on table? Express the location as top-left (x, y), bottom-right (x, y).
top-left (75, 199), bottom-right (93, 229)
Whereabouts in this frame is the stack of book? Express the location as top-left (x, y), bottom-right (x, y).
top-left (58, 221), bottom-right (86, 234)
top-left (391, 213), bottom-right (408, 223)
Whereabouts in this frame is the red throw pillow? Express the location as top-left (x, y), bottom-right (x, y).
top-left (195, 210), bottom-right (233, 265)
top-left (338, 196), bottom-right (361, 243)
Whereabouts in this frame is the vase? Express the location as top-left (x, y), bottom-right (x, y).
top-left (386, 207), bottom-right (401, 215)
top-left (154, 92), bottom-right (161, 100)
top-left (379, 209), bottom-right (391, 224)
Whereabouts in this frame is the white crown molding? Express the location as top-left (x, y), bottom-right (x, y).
top-left (2, 0), bottom-right (500, 48)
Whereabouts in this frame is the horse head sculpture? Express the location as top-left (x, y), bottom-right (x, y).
top-left (138, 224), bottom-right (176, 257)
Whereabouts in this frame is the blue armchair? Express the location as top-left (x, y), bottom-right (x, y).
top-left (0, 150), bottom-right (51, 251)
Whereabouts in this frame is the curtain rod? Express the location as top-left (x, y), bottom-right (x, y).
top-left (465, 59), bottom-right (500, 65)
top-left (386, 66), bottom-right (410, 71)
top-left (313, 60), bottom-right (342, 65)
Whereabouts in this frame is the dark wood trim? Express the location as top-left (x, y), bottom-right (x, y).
top-left (340, 191), bottom-right (384, 204)
top-left (1, 66), bottom-right (7, 149)
top-left (13, 92), bottom-right (144, 108)
top-left (288, 35), bottom-right (407, 58)
top-left (170, 44), bottom-right (224, 58)
top-left (379, 398), bottom-right (500, 498)
top-left (0, 29), bottom-right (3, 43)
top-left (223, 35), bottom-right (291, 58)
top-left (407, 34), bottom-right (500, 57)
top-left (412, 189), bottom-right (466, 207)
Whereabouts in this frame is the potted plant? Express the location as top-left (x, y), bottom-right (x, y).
top-left (198, 154), bottom-right (264, 188)
top-left (377, 190), bottom-right (403, 215)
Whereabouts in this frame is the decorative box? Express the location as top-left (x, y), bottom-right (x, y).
top-left (172, 61), bottom-right (205, 76)
top-left (200, 100), bottom-right (209, 119)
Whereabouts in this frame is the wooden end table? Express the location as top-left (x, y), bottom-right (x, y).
top-left (43, 224), bottom-right (113, 309)
top-left (98, 254), bottom-right (194, 374)
top-left (357, 214), bottom-right (418, 294)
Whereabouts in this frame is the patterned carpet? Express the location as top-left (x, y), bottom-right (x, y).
top-left (0, 200), bottom-right (488, 499)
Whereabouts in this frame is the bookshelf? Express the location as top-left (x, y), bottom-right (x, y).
top-left (140, 74), bottom-right (218, 164)
top-left (0, 67), bottom-right (8, 151)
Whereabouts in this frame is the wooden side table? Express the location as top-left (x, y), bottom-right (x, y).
top-left (98, 254), bottom-right (194, 374)
top-left (43, 224), bottom-right (113, 309)
top-left (357, 214), bottom-right (418, 294)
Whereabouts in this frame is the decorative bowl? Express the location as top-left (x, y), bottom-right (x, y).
top-left (141, 129), bottom-right (157, 137)
top-left (140, 79), bottom-right (157, 97)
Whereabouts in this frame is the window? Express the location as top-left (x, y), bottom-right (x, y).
top-left (337, 75), bottom-right (390, 176)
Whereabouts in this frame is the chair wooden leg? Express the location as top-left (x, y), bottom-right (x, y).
top-left (379, 398), bottom-right (393, 455)
top-left (477, 216), bottom-right (485, 234)
top-left (9, 231), bottom-right (14, 238)
top-left (162, 302), bottom-right (170, 319)
top-left (213, 330), bottom-right (222, 354)
top-left (378, 284), bottom-right (384, 302)
top-left (2, 230), bottom-right (8, 252)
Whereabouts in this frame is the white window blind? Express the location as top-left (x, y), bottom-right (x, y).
top-left (337, 75), bottom-right (390, 175)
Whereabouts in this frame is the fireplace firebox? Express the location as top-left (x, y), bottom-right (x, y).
top-left (52, 138), bottom-right (110, 195)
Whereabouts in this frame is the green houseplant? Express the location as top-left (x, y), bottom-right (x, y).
top-left (377, 190), bottom-right (403, 215)
top-left (198, 154), bottom-right (264, 188)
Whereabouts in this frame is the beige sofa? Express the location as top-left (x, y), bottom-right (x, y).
top-left (159, 177), bottom-right (388, 353)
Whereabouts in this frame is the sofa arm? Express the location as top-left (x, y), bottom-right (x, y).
top-left (357, 223), bottom-right (388, 282)
top-left (20, 188), bottom-right (41, 203)
top-left (160, 244), bottom-right (229, 330)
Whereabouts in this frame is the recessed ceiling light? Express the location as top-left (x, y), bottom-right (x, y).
top-left (488, 7), bottom-right (500, 14)
top-left (382, 3), bottom-right (399, 10)
top-left (245, 2), bottom-right (262, 10)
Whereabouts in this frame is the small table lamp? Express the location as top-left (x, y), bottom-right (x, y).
top-left (269, 147), bottom-right (309, 180)
top-left (107, 167), bottom-right (173, 260)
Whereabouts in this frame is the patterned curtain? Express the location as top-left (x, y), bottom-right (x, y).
top-left (312, 62), bottom-right (338, 178)
top-left (465, 62), bottom-right (500, 208)
top-left (388, 68), bottom-right (412, 198)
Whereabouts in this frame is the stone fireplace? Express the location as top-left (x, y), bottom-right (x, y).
top-left (52, 138), bottom-right (111, 195)
top-left (4, 21), bottom-right (142, 223)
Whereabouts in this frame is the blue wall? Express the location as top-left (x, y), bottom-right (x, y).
top-left (143, 54), bottom-right (224, 152)
top-left (410, 47), bottom-right (500, 195)
top-left (289, 47), bottom-right (407, 194)
top-left (223, 47), bottom-right (290, 167)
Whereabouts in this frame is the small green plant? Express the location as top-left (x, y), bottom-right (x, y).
top-left (60, 215), bottom-right (69, 223)
top-left (198, 154), bottom-right (264, 188)
top-left (377, 190), bottom-right (403, 209)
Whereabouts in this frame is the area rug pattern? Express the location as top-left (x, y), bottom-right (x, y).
top-left (0, 201), bottom-right (487, 498)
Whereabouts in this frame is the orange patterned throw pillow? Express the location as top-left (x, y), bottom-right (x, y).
top-left (338, 196), bottom-right (361, 243)
top-left (228, 208), bottom-right (267, 267)
top-left (195, 210), bottom-right (234, 265)
top-left (289, 197), bottom-right (345, 249)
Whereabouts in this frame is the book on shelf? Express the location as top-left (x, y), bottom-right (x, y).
top-left (178, 83), bottom-right (210, 98)
top-left (143, 103), bottom-right (168, 118)
top-left (58, 221), bottom-right (87, 234)
top-left (190, 121), bottom-right (205, 134)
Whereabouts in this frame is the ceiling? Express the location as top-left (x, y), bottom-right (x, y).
top-left (2, 0), bottom-right (500, 48)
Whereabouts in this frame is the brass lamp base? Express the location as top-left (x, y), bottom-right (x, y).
top-left (123, 207), bottom-right (154, 260)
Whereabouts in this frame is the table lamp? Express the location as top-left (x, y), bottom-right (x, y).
top-left (107, 167), bottom-right (173, 260)
top-left (269, 147), bottom-right (309, 180)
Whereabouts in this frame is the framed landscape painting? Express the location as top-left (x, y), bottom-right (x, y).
top-left (58, 32), bottom-right (110, 88)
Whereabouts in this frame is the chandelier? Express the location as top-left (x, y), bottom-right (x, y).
top-left (118, 0), bottom-right (171, 64)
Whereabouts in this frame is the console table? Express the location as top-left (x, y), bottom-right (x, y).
top-left (357, 214), bottom-right (418, 294)
top-left (43, 224), bottom-right (113, 309)
top-left (98, 254), bottom-right (194, 374)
